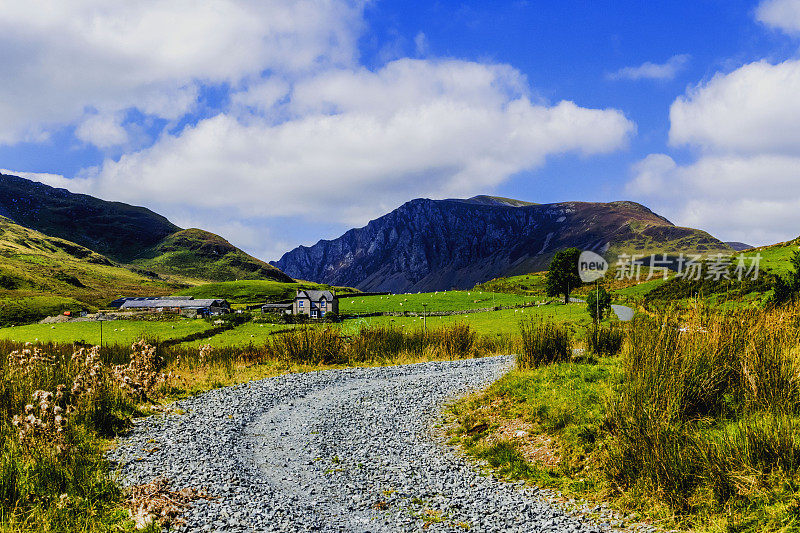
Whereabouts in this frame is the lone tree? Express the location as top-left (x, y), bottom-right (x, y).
top-left (586, 286), bottom-right (612, 321)
top-left (545, 247), bottom-right (582, 304)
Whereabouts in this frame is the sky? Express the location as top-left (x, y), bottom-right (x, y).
top-left (1, 0), bottom-right (800, 260)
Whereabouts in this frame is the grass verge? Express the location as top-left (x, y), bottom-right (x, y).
top-left (448, 304), bottom-right (800, 532)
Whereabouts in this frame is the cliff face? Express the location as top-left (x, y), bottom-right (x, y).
top-left (273, 197), bottom-right (731, 292)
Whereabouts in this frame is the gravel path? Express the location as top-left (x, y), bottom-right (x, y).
top-left (109, 356), bottom-right (614, 532)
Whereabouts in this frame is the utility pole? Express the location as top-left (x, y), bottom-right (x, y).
top-left (422, 303), bottom-right (427, 334)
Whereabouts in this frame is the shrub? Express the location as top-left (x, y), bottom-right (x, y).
top-left (586, 323), bottom-right (624, 357)
top-left (265, 327), bottom-right (347, 365)
top-left (517, 318), bottom-right (572, 369)
top-left (586, 286), bottom-right (611, 321)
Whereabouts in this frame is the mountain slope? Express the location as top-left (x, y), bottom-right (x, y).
top-left (0, 172), bottom-right (178, 262)
top-left (0, 216), bottom-right (190, 324)
top-left (132, 228), bottom-right (294, 282)
top-left (273, 196), bottom-right (731, 292)
top-left (0, 172), bottom-right (292, 282)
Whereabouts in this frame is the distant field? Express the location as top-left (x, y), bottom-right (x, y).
top-left (338, 290), bottom-right (537, 315)
top-left (0, 291), bottom-right (595, 348)
top-left (0, 319), bottom-right (213, 345)
top-left (474, 274), bottom-right (547, 296)
top-left (339, 302), bottom-right (594, 340)
top-left (612, 277), bottom-right (668, 300)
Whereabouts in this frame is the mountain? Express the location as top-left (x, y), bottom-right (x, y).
top-left (130, 228), bottom-right (294, 282)
top-left (0, 172), bottom-right (292, 283)
top-left (0, 173), bottom-right (178, 262)
top-left (273, 196), bottom-right (731, 292)
top-left (0, 215), bottom-right (189, 324)
top-left (725, 241), bottom-right (754, 251)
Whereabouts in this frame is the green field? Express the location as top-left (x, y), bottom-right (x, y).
top-left (0, 318), bottom-right (212, 345)
top-left (743, 240), bottom-right (798, 275)
top-left (181, 322), bottom-right (294, 347)
top-left (339, 290), bottom-right (537, 315)
top-left (339, 303), bottom-right (593, 340)
top-left (611, 277), bottom-right (669, 301)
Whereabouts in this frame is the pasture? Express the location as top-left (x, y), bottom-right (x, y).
top-left (0, 318), bottom-right (213, 345)
top-left (338, 290), bottom-right (538, 315)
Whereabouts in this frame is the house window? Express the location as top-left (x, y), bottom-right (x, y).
top-left (299, 300), bottom-right (304, 308)
top-left (320, 299), bottom-right (326, 308)
top-left (311, 310), bottom-right (318, 318)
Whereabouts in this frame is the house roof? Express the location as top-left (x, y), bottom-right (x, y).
top-left (110, 296), bottom-right (191, 307)
top-left (296, 290), bottom-right (334, 301)
top-left (120, 298), bottom-right (228, 309)
top-left (262, 302), bottom-right (293, 309)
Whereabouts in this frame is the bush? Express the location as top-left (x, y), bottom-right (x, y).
top-left (517, 319), bottom-right (572, 369)
top-left (586, 323), bottom-right (624, 356)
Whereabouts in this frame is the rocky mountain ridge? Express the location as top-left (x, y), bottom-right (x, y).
top-left (273, 196), bottom-right (731, 292)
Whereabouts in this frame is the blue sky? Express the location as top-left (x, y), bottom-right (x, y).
top-left (2, 0), bottom-right (800, 259)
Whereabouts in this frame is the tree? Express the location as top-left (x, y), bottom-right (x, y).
top-left (789, 248), bottom-right (800, 292)
top-left (772, 247), bottom-right (800, 306)
top-left (772, 275), bottom-right (792, 306)
top-left (545, 248), bottom-right (582, 304)
top-left (586, 286), bottom-right (612, 321)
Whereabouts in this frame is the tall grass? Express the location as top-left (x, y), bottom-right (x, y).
top-left (265, 323), bottom-right (487, 365)
top-left (605, 305), bottom-right (800, 516)
top-left (586, 323), bottom-right (624, 357)
top-left (0, 340), bottom-right (139, 531)
top-left (517, 318), bottom-right (573, 368)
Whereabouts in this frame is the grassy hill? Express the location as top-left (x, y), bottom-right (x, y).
top-left (0, 172), bottom-right (178, 262)
top-left (175, 279), bottom-right (359, 305)
top-left (0, 216), bottom-right (192, 324)
top-left (0, 172), bottom-right (294, 283)
top-left (131, 228), bottom-right (293, 282)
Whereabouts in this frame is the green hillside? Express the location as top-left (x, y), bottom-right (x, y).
top-left (0, 216), bottom-right (190, 324)
top-left (0, 172), bottom-right (178, 262)
top-left (0, 172), bottom-right (295, 284)
top-left (176, 278), bottom-right (359, 304)
top-left (132, 228), bottom-right (294, 283)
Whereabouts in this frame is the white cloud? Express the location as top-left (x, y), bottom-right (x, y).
top-left (75, 112), bottom-right (129, 148)
top-left (0, 169), bottom-right (94, 194)
top-left (607, 54), bottom-right (690, 81)
top-left (670, 59), bottom-right (800, 153)
top-left (85, 59), bottom-right (634, 228)
top-left (757, 0), bottom-right (800, 34)
top-left (414, 32), bottom-right (429, 56)
top-left (0, 0), bottom-right (366, 145)
top-left (629, 54), bottom-right (800, 246)
top-left (628, 154), bottom-right (800, 245)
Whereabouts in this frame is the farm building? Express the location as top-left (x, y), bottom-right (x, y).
top-left (261, 302), bottom-right (293, 315)
top-left (293, 290), bottom-right (337, 318)
top-left (119, 298), bottom-right (230, 317)
top-left (110, 296), bottom-right (189, 308)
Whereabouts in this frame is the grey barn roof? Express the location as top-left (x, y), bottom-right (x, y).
top-left (296, 290), bottom-right (334, 301)
top-left (120, 298), bottom-right (228, 309)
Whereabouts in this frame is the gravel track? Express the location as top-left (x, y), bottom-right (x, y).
top-left (109, 356), bottom-right (614, 532)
